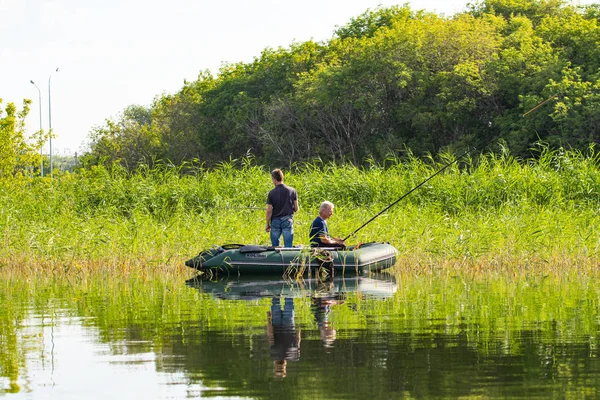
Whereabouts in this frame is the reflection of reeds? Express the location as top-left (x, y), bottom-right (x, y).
top-left (0, 145), bottom-right (598, 275)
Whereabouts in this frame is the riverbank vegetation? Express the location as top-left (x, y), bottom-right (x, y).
top-left (0, 0), bottom-right (598, 275)
top-left (0, 145), bottom-right (597, 275)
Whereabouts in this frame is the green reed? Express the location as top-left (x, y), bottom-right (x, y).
top-left (0, 145), bottom-right (598, 274)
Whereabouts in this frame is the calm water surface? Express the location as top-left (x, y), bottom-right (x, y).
top-left (2, 271), bottom-right (600, 399)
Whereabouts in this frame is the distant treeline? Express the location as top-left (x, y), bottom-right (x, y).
top-left (83, 0), bottom-right (600, 169)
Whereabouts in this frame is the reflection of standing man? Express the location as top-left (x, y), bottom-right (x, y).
top-left (266, 169), bottom-right (299, 248)
top-left (267, 297), bottom-right (301, 378)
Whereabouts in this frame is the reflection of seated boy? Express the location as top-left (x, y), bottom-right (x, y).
top-left (267, 297), bottom-right (301, 363)
top-left (311, 297), bottom-right (344, 347)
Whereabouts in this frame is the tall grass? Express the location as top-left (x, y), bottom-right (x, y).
top-left (0, 146), bottom-right (598, 274)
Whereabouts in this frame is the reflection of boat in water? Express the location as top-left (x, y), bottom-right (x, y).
top-left (185, 242), bottom-right (397, 275)
top-left (185, 273), bottom-right (398, 300)
top-left (186, 273), bottom-right (398, 376)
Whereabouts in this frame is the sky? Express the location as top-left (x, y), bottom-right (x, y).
top-left (0, 0), bottom-right (592, 155)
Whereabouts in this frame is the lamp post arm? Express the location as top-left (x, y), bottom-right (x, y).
top-left (48, 68), bottom-right (59, 178)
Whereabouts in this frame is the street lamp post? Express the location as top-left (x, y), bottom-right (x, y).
top-left (30, 80), bottom-right (43, 177)
top-left (48, 67), bottom-right (59, 178)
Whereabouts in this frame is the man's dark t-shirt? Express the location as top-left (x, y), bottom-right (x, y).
top-left (309, 216), bottom-right (328, 247)
top-left (267, 184), bottom-right (297, 218)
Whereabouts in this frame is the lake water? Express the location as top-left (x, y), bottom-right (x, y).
top-left (2, 270), bottom-right (600, 399)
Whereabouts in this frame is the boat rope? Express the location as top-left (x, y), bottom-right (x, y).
top-left (343, 93), bottom-right (559, 241)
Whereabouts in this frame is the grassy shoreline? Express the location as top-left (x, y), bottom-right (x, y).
top-left (1, 147), bottom-right (598, 275)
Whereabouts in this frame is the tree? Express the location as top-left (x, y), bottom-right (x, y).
top-left (0, 98), bottom-right (43, 177)
top-left (83, 104), bottom-right (160, 169)
top-left (334, 5), bottom-right (413, 39)
top-left (81, 1), bottom-right (600, 167)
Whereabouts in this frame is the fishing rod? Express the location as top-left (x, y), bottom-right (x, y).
top-left (221, 206), bottom-right (263, 210)
top-left (343, 93), bottom-right (559, 241)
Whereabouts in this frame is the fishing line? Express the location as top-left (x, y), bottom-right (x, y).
top-left (342, 93), bottom-right (559, 241)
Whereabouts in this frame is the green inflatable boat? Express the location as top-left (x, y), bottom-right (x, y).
top-left (185, 242), bottom-right (398, 275)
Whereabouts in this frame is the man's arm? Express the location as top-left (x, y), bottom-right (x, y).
top-left (293, 199), bottom-right (299, 213)
top-left (265, 204), bottom-right (273, 232)
top-left (318, 234), bottom-right (345, 246)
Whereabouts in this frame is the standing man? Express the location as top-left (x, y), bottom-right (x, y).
top-left (309, 201), bottom-right (346, 248)
top-left (266, 168), bottom-right (299, 248)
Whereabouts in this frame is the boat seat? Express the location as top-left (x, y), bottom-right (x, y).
top-left (239, 245), bottom-right (272, 253)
